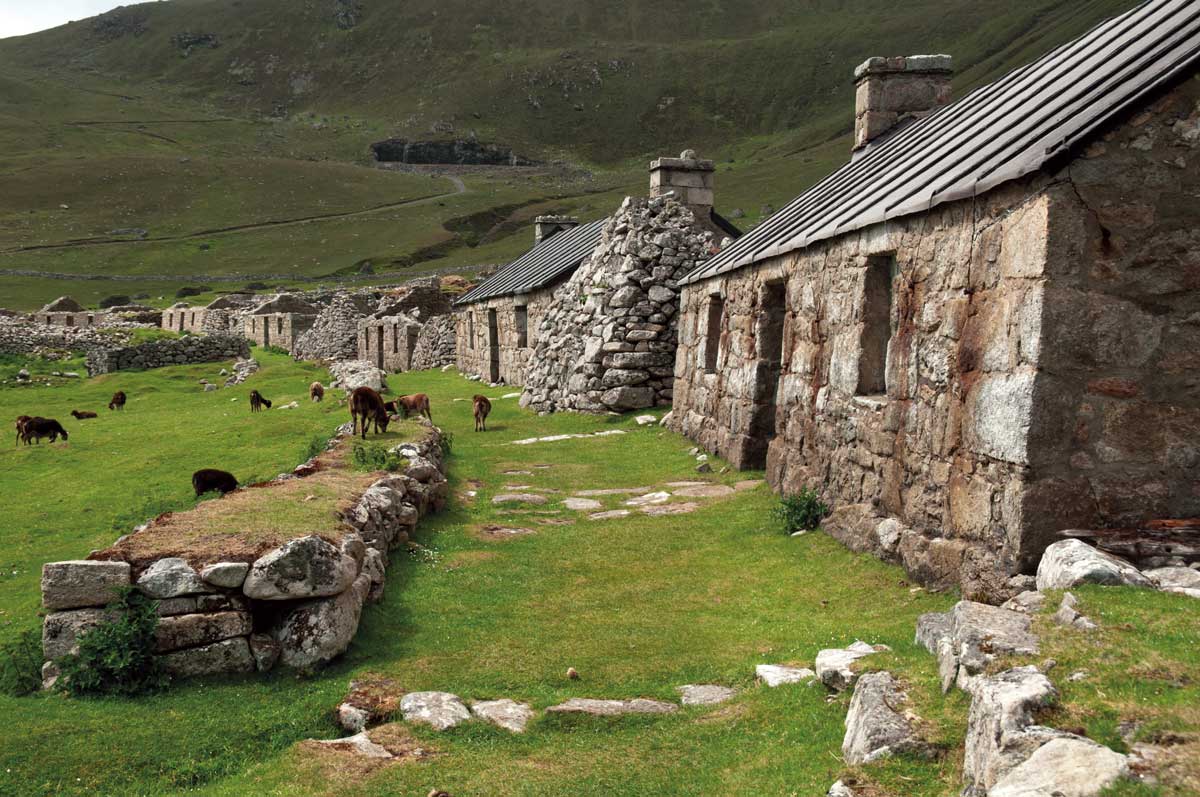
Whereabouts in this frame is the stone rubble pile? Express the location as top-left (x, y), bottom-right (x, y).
top-left (223, 357), bottom-right (259, 387)
top-left (39, 423), bottom-right (448, 688)
top-left (0, 317), bottom-right (134, 356)
top-left (292, 293), bottom-right (370, 361)
top-left (520, 195), bottom-right (715, 413)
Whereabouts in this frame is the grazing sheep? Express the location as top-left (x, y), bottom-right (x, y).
top-left (70, 410), bottom-right (98, 420)
top-left (473, 395), bottom-right (491, 432)
top-left (309, 382), bottom-right (325, 402)
top-left (349, 386), bottom-right (389, 440)
top-left (192, 469), bottom-right (238, 496)
top-left (14, 415), bottom-right (31, 446)
top-left (108, 391), bottom-right (126, 411)
top-left (249, 390), bottom-right (272, 412)
top-left (394, 393), bottom-right (433, 422)
top-left (23, 417), bottom-right (68, 444)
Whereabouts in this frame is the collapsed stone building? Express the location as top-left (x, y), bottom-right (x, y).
top-left (34, 296), bottom-right (107, 328)
top-left (669, 0), bottom-right (1200, 600)
top-left (359, 278), bottom-right (456, 371)
top-left (453, 216), bottom-right (605, 384)
top-left (161, 302), bottom-right (207, 334)
top-left (243, 294), bottom-right (319, 350)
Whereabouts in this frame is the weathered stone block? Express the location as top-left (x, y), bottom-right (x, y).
top-left (42, 560), bottom-right (130, 610)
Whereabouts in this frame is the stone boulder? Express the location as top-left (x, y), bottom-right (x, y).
top-left (988, 736), bottom-right (1128, 797)
top-left (962, 666), bottom-right (1061, 796)
top-left (1146, 566), bottom-right (1200, 597)
top-left (154, 611), bottom-right (252, 653)
top-left (160, 637), bottom-right (255, 677)
top-left (815, 641), bottom-right (889, 690)
top-left (136, 557), bottom-right (207, 599)
top-left (329, 359), bottom-right (387, 392)
top-left (243, 535), bottom-right (359, 600)
top-left (400, 691), bottom-right (471, 730)
top-left (275, 574), bottom-right (370, 670)
top-left (842, 671), bottom-right (925, 765)
top-left (1036, 540), bottom-right (1154, 591)
top-left (923, 601), bottom-right (1039, 693)
top-left (41, 560), bottom-right (130, 610)
top-left (471, 699), bottom-right (535, 733)
top-left (199, 562), bottom-right (250, 589)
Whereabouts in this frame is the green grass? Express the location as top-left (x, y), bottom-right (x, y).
top-left (2, 364), bottom-right (1196, 796)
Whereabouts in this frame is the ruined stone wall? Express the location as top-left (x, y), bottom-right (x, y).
top-left (34, 311), bottom-right (108, 328)
top-left (293, 294), bottom-right (365, 362)
top-left (161, 307), bottom-right (206, 334)
top-left (358, 314), bottom-right (422, 372)
top-left (0, 318), bottom-right (130, 356)
top-left (410, 314), bottom-right (456, 371)
top-left (454, 286), bottom-right (556, 385)
top-left (86, 334), bottom-right (250, 376)
top-left (520, 195), bottom-right (715, 411)
top-left (243, 313), bottom-right (315, 352)
top-left (669, 75), bottom-right (1200, 601)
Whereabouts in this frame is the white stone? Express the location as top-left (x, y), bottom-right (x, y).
top-left (677, 684), bottom-right (737, 705)
top-left (243, 535), bottom-right (359, 600)
top-left (842, 671), bottom-right (923, 765)
top-left (988, 737), bottom-right (1128, 797)
top-left (492, 493), bottom-right (548, 506)
top-left (756, 664), bottom-right (816, 687)
top-left (816, 641), bottom-right (888, 690)
top-left (400, 691), bottom-right (471, 730)
top-left (41, 560), bottom-right (131, 610)
top-left (337, 703), bottom-right (371, 734)
top-left (1145, 566), bottom-right (1200, 591)
top-left (635, 414), bottom-right (657, 425)
top-left (137, 557), bottom-right (207, 599)
top-left (199, 562), bottom-right (250, 589)
top-left (545, 697), bottom-right (677, 716)
top-left (625, 491), bottom-right (671, 507)
top-left (471, 699), bottom-right (535, 733)
top-left (562, 497), bottom-right (603, 511)
top-left (308, 731), bottom-right (393, 759)
top-left (1036, 540), bottom-right (1154, 591)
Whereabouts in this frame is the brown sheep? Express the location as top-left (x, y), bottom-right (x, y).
top-left (14, 415), bottom-right (31, 446)
top-left (23, 417), bottom-right (68, 444)
top-left (473, 395), bottom-right (491, 432)
top-left (394, 393), bottom-right (433, 421)
top-left (192, 469), bottom-right (238, 496)
top-left (108, 391), bottom-right (126, 411)
top-left (309, 382), bottom-right (325, 402)
top-left (249, 390), bottom-right (272, 412)
top-left (349, 386), bottom-right (390, 440)
top-left (71, 410), bottom-right (98, 420)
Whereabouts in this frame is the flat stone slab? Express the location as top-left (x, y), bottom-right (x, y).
top-left (562, 497), bottom-right (603, 511)
top-left (400, 691), bottom-right (471, 731)
top-left (471, 699), bottom-right (535, 733)
top-left (492, 493), bottom-right (548, 506)
top-left (677, 684), bottom-right (737, 705)
top-left (160, 637), bottom-right (254, 677)
top-left (589, 510), bottom-right (632, 520)
top-left (199, 562), bottom-right (250, 589)
top-left (734, 480), bottom-right (765, 491)
top-left (842, 671), bottom-right (925, 765)
top-left (625, 491), bottom-right (671, 507)
top-left (940, 601), bottom-right (1039, 693)
top-left (756, 664), bottom-right (817, 687)
top-left (664, 481), bottom-right (708, 488)
top-left (576, 487), bottom-right (652, 496)
top-left (512, 430), bottom-right (627, 445)
top-left (989, 736), bottom-right (1128, 797)
top-left (816, 641), bottom-right (889, 690)
top-left (41, 560), bottom-right (131, 610)
top-left (641, 502), bottom-right (699, 516)
top-left (1036, 539), bottom-right (1154, 591)
top-left (635, 414), bottom-right (657, 425)
top-left (308, 731), bottom-right (393, 759)
top-left (546, 697), bottom-right (678, 717)
top-left (915, 611), bottom-right (954, 655)
top-left (671, 484), bottom-right (735, 499)
top-left (42, 607), bottom-right (117, 661)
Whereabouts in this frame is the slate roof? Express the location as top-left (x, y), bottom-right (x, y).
top-left (455, 219), bottom-right (606, 306)
top-left (684, 0), bottom-right (1200, 284)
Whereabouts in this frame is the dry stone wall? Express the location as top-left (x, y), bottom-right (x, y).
top-left (455, 286), bottom-right (556, 385)
top-left (85, 334), bottom-right (250, 376)
top-left (411, 313), bottom-right (456, 371)
top-left (520, 195), bottom-right (715, 412)
top-left (40, 424), bottom-right (448, 687)
top-left (293, 293), bottom-right (367, 361)
top-left (0, 318), bottom-right (131, 356)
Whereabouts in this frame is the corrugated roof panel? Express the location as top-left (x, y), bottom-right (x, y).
top-left (454, 219), bottom-right (606, 306)
top-left (685, 0), bottom-right (1200, 284)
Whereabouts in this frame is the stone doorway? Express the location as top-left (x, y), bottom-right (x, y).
top-left (263, 318), bottom-right (271, 348)
top-left (746, 281), bottom-right (787, 467)
top-left (376, 327), bottom-right (385, 370)
top-left (487, 310), bottom-right (500, 383)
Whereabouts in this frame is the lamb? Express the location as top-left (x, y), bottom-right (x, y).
top-left (349, 386), bottom-right (390, 440)
top-left (393, 393), bottom-right (433, 421)
top-left (70, 410), bottom-right (98, 420)
top-left (249, 390), bottom-right (272, 412)
top-left (108, 391), bottom-right (126, 411)
top-left (14, 415), bottom-right (31, 446)
top-left (309, 382), bottom-right (325, 402)
top-left (473, 394), bottom-right (491, 432)
top-left (23, 417), bottom-right (68, 444)
top-left (192, 469), bottom-right (238, 497)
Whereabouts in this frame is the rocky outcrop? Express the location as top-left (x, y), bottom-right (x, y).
top-left (370, 138), bottom-right (536, 166)
top-left (520, 195), bottom-right (716, 413)
top-left (918, 601), bottom-right (1038, 693)
top-left (1036, 540), bottom-right (1156, 591)
top-left (86, 334), bottom-right (249, 376)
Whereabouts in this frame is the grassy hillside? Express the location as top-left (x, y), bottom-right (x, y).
top-left (0, 0), bottom-right (1137, 308)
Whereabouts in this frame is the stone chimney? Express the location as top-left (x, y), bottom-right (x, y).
top-left (854, 54), bottom-right (952, 153)
top-left (534, 215), bottom-right (580, 245)
top-left (649, 149), bottom-right (715, 216)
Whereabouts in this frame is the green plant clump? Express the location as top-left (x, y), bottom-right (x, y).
top-left (56, 587), bottom-right (167, 697)
top-left (772, 487), bottom-right (830, 535)
top-left (0, 628), bottom-right (43, 696)
top-left (262, 345), bottom-right (290, 356)
top-left (351, 441), bottom-right (408, 472)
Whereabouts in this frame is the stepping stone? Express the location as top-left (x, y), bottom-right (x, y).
top-left (664, 481), bottom-right (707, 488)
top-left (492, 493), bottom-right (548, 506)
top-left (546, 698), bottom-right (677, 717)
top-left (576, 487), bottom-right (652, 496)
top-left (756, 664), bottom-right (817, 687)
top-left (563, 497), bottom-right (603, 511)
top-left (641, 502), bottom-right (699, 516)
top-left (635, 415), bottom-right (657, 425)
top-left (625, 491), bottom-right (671, 507)
top-left (308, 731), bottom-right (393, 759)
top-left (503, 484), bottom-right (533, 490)
top-left (815, 641), bottom-right (890, 691)
top-left (671, 484), bottom-right (735, 499)
top-left (479, 525), bottom-right (536, 540)
top-left (501, 392), bottom-right (521, 399)
top-left (734, 479), bottom-right (765, 491)
top-left (471, 699), bottom-right (535, 733)
top-left (589, 510), bottom-right (631, 520)
top-left (503, 470), bottom-right (533, 475)
top-left (399, 691), bottom-right (471, 730)
top-left (677, 684), bottom-right (737, 705)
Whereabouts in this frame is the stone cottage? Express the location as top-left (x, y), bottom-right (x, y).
top-left (669, 0), bottom-right (1200, 600)
top-left (519, 152), bottom-right (741, 412)
top-left (453, 217), bottom-right (606, 384)
top-left (34, 296), bottom-right (107, 328)
top-left (243, 294), bottom-right (319, 351)
top-left (161, 302), bottom-right (206, 333)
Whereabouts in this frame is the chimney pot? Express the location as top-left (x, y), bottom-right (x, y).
top-left (533, 215), bottom-right (579, 245)
top-left (649, 149), bottom-right (715, 213)
top-left (853, 54), bottom-right (952, 153)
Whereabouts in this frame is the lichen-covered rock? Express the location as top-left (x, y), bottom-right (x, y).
top-left (842, 671), bottom-right (925, 765)
top-left (199, 562), bottom-right (249, 589)
top-left (545, 697), bottom-right (678, 716)
top-left (154, 611), bottom-right (253, 653)
top-left (1036, 540), bottom-right (1154, 591)
top-left (471, 699), bottom-right (535, 733)
top-left (137, 557), bottom-right (207, 599)
top-left (275, 574), bottom-right (370, 670)
top-left (160, 637), bottom-right (255, 677)
top-left (756, 664), bottom-right (816, 687)
top-left (41, 560), bottom-right (130, 610)
top-left (243, 535), bottom-right (359, 600)
top-left (815, 641), bottom-right (888, 690)
top-left (329, 359), bottom-right (387, 392)
top-left (400, 691), bottom-right (471, 730)
top-left (962, 666), bottom-right (1061, 796)
top-left (988, 736), bottom-right (1128, 797)
top-left (249, 633), bottom-right (281, 672)
top-left (933, 601), bottom-right (1039, 693)
top-left (42, 607), bottom-right (117, 661)
top-left (677, 684), bottom-right (737, 705)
